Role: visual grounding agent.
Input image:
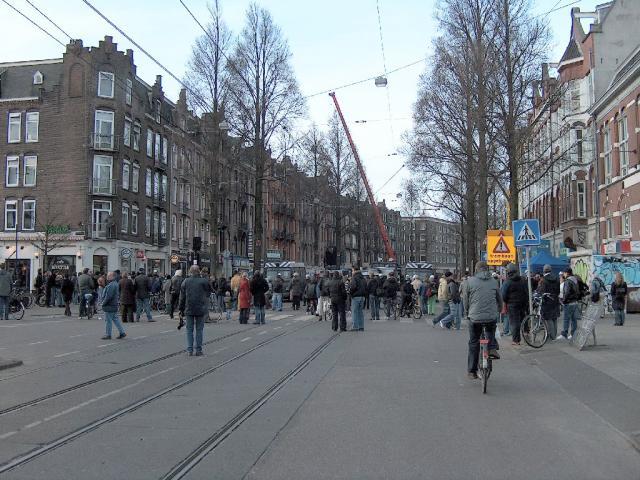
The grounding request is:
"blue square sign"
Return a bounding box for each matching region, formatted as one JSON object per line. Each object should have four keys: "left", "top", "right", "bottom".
{"left": 512, "top": 219, "right": 541, "bottom": 247}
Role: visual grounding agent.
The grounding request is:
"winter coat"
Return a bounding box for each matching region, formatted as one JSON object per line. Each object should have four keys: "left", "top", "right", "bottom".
{"left": 217, "top": 278, "right": 229, "bottom": 296}
{"left": 611, "top": 282, "right": 628, "bottom": 311}
{"left": 401, "top": 282, "right": 414, "bottom": 296}
{"left": 437, "top": 277, "right": 449, "bottom": 302}
{"left": 119, "top": 277, "right": 136, "bottom": 305}
{"left": 77, "top": 273, "right": 93, "bottom": 293}
{"left": 305, "top": 281, "right": 318, "bottom": 300}
{"left": 367, "top": 277, "right": 380, "bottom": 296}
{"left": 179, "top": 275, "right": 211, "bottom": 317}
{"left": 272, "top": 277, "right": 284, "bottom": 294}
{"left": 134, "top": 274, "right": 151, "bottom": 299}
{"left": 329, "top": 277, "right": 347, "bottom": 305}
{"left": 171, "top": 275, "right": 184, "bottom": 295}
{"left": 536, "top": 273, "right": 560, "bottom": 316}
{"left": 163, "top": 279, "right": 172, "bottom": 304}
{"left": 230, "top": 273, "right": 242, "bottom": 293}
{"left": 461, "top": 269, "right": 503, "bottom": 323}
{"left": 250, "top": 275, "right": 270, "bottom": 307}
{"left": 239, "top": 278, "right": 251, "bottom": 309}
{"left": 562, "top": 275, "right": 582, "bottom": 304}
{"left": 448, "top": 280, "right": 461, "bottom": 304}
{"left": 502, "top": 272, "right": 528, "bottom": 309}
{"left": 349, "top": 272, "right": 367, "bottom": 298}
{"left": 290, "top": 277, "right": 303, "bottom": 298}
{"left": 411, "top": 279, "right": 422, "bottom": 294}
{"left": 101, "top": 279, "right": 120, "bottom": 313}
{"left": 0, "top": 269, "right": 12, "bottom": 296}
{"left": 61, "top": 278, "right": 74, "bottom": 301}
{"left": 382, "top": 277, "right": 400, "bottom": 298}
{"left": 46, "top": 274, "right": 56, "bottom": 289}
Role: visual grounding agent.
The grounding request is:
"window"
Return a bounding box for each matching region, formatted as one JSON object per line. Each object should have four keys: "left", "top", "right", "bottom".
{"left": 195, "top": 187, "right": 200, "bottom": 211}
{"left": 185, "top": 218, "right": 190, "bottom": 240}
{"left": 145, "top": 207, "right": 151, "bottom": 236}
{"left": 121, "top": 203, "right": 129, "bottom": 233}
{"left": 97, "top": 71, "right": 114, "bottom": 98}
{"left": 162, "top": 137, "right": 168, "bottom": 164}
{"left": 131, "top": 205, "right": 138, "bottom": 235}
{"left": 146, "top": 129, "right": 153, "bottom": 157}
{"left": 604, "top": 126, "right": 612, "bottom": 184}
{"left": 8, "top": 112, "right": 21, "bottom": 143}
{"left": 153, "top": 171, "right": 160, "bottom": 199}
{"left": 160, "top": 211, "right": 167, "bottom": 238}
{"left": 125, "top": 78, "right": 132, "bottom": 105}
{"left": 25, "top": 112, "right": 39, "bottom": 142}
{"left": 131, "top": 163, "right": 140, "bottom": 193}
{"left": 618, "top": 116, "right": 629, "bottom": 176}
{"left": 606, "top": 216, "right": 613, "bottom": 239}
{"left": 33, "top": 71, "right": 43, "bottom": 85}
{"left": 122, "top": 160, "right": 130, "bottom": 190}
{"left": 92, "top": 200, "right": 112, "bottom": 238}
{"left": 171, "top": 145, "right": 178, "bottom": 169}
{"left": 623, "top": 211, "right": 631, "bottom": 236}
{"left": 153, "top": 211, "right": 159, "bottom": 240}
{"left": 92, "top": 155, "right": 113, "bottom": 194}
{"left": 161, "top": 174, "right": 167, "bottom": 202}
{"left": 171, "top": 178, "right": 177, "bottom": 204}
{"left": 5, "top": 200, "right": 17, "bottom": 230}
{"left": 24, "top": 155, "right": 37, "bottom": 186}
{"left": 6, "top": 156, "right": 19, "bottom": 187}
{"left": 23, "top": 199, "right": 35, "bottom": 230}
{"left": 123, "top": 117, "right": 131, "bottom": 147}
{"left": 133, "top": 122, "right": 141, "bottom": 151}
{"left": 155, "top": 100, "right": 161, "bottom": 124}
{"left": 154, "top": 133, "right": 160, "bottom": 161}
{"left": 575, "top": 128, "right": 583, "bottom": 164}
{"left": 171, "top": 214, "right": 177, "bottom": 240}
{"left": 94, "top": 110, "right": 114, "bottom": 149}
{"left": 185, "top": 184, "right": 191, "bottom": 208}
{"left": 577, "top": 181, "right": 586, "bottom": 218}
{"left": 145, "top": 168, "right": 152, "bottom": 197}
{"left": 179, "top": 217, "right": 184, "bottom": 241}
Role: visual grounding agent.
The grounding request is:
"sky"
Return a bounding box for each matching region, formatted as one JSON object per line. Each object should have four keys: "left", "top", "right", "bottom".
{"left": 0, "top": 0, "right": 604, "bottom": 211}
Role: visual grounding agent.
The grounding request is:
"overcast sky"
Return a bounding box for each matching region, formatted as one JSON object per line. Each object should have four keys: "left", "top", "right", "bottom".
{"left": 1, "top": 0, "right": 603, "bottom": 210}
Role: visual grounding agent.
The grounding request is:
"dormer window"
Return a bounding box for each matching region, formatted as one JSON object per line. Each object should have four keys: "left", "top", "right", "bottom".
{"left": 33, "top": 71, "right": 43, "bottom": 85}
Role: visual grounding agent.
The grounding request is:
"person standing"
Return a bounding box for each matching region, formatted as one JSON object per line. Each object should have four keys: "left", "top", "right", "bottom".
{"left": 382, "top": 272, "right": 400, "bottom": 319}
{"left": 440, "top": 275, "right": 462, "bottom": 330}
{"left": 162, "top": 274, "right": 172, "bottom": 314}
{"left": 100, "top": 271, "right": 126, "bottom": 340}
{"left": 230, "top": 270, "right": 241, "bottom": 311}
{"left": 329, "top": 271, "right": 347, "bottom": 332}
{"left": 119, "top": 272, "right": 135, "bottom": 323}
{"left": 349, "top": 266, "right": 367, "bottom": 331}
{"left": 461, "top": 261, "right": 502, "bottom": 379}
{"left": 179, "top": 265, "right": 211, "bottom": 356}
{"left": 77, "top": 268, "right": 93, "bottom": 318}
{"left": 60, "top": 273, "right": 74, "bottom": 317}
{"left": 290, "top": 273, "right": 303, "bottom": 311}
{"left": 34, "top": 268, "right": 44, "bottom": 296}
{"left": 432, "top": 272, "right": 452, "bottom": 325}
{"left": 250, "top": 271, "right": 269, "bottom": 325}
{"left": 305, "top": 275, "right": 318, "bottom": 316}
{"left": 45, "top": 271, "right": 56, "bottom": 307}
{"left": 411, "top": 275, "right": 423, "bottom": 313}
{"left": 536, "top": 264, "right": 560, "bottom": 340}
{"left": 367, "top": 272, "right": 381, "bottom": 321}
{"left": 134, "top": 268, "right": 154, "bottom": 322}
{"left": 426, "top": 275, "right": 438, "bottom": 315}
{"left": 238, "top": 272, "right": 251, "bottom": 324}
{"left": 272, "top": 273, "right": 284, "bottom": 311}
{"left": 216, "top": 276, "right": 229, "bottom": 314}
{"left": 317, "top": 271, "right": 331, "bottom": 320}
{"left": 611, "top": 272, "right": 628, "bottom": 326}
{"left": 558, "top": 267, "right": 581, "bottom": 340}
{"left": 501, "top": 263, "right": 529, "bottom": 346}
{"left": 169, "top": 270, "right": 183, "bottom": 319}
{"left": 0, "top": 264, "right": 11, "bottom": 320}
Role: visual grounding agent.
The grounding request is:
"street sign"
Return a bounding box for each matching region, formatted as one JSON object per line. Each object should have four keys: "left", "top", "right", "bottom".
{"left": 513, "top": 219, "right": 541, "bottom": 247}
{"left": 486, "top": 230, "right": 516, "bottom": 266}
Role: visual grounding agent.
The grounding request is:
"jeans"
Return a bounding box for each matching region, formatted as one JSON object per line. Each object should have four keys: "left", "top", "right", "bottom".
{"left": 239, "top": 308, "right": 250, "bottom": 324}
{"left": 79, "top": 290, "right": 90, "bottom": 317}
{"left": 136, "top": 297, "right": 152, "bottom": 321}
{"left": 121, "top": 303, "right": 135, "bottom": 323}
{"left": 104, "top": 311, "right": 125, "bottom": 338}
{"left": 427, "top": 296, "right": 437, "bottom": 315}
{"left": 0, "top": 296, "right": 8, "bottom": 320}
{"left": 541, "top": 307, "right": 558, "bottom": 339}
{"left": 186, "top": 314, "right": 205, "bottom": 353}
{"left": 331, "top": 302, "right": 346, "bottom": 331}
{"left": 255, "top": 305, "right": 266, "bottom": 324}
{"left": 369, "top": 295, "right": 380, "bottom": 320}
{"left": 421, "top": 297, "right": 429, "bottom": 314}
{"left": 468, "top": 321, "right": 497, "bottom": 373}
{"left": 441, "top": 301, "right": 461, "bottom": 328}
{"left": 272, "top": 293, "right": 283, "bottom": 311}
{"left": 384, "top": 297, "right": 396, "bottom": 318}
{"left": 561, "top": 302, "right": 580, "bottom": 337}
{"left": 351, "top": 296, "right": 365, "bottom": 329}
{"left": 218, "top": 294, "right": 226, "bottom": 312}
{"left": 508, "top": 304, "right": 526, "bottom": 343}
{"left": 614, "top": 308, "right": 625, "bottom": 326}
{"left": 433, "top": 301, "right": 450, "bottom": 325}
{"left": 501, "top": 312, "right": 510, "bottom": 334}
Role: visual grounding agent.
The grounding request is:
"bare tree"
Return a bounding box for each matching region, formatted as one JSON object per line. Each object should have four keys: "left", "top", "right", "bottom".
{"left": 30, "top": 196, "right": 73, "bottom": 274}
{"left": 225, "top": 3, "right": 306, "bottom": 268}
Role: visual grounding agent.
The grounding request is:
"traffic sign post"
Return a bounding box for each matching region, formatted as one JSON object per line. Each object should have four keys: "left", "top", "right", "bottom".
{"left": 513, "top": 219, "right": 541, "bottom": 318}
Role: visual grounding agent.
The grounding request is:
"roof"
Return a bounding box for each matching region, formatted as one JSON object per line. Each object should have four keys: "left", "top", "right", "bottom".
{"left": 559, "top": 39, "right": 582, "bottom": 64}
{"left": 0, "top": 61, "right": 63, "bottom": 99}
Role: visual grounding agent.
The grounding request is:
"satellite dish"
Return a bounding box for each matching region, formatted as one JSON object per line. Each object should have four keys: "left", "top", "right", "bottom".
{"left": 375, "top": 76, "right": 388, "bottom": 87}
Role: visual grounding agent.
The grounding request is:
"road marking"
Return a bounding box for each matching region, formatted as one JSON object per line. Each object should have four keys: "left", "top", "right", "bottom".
{"left": 24, "top": 420, "right": 42, "bottom": 429}
{"left": 133, "top": 335, "right": 148, "bottom": 340}
{"left": 399, "top": 319, "right": 413, "bottom": 323}
{"left": 285, "top": 322, "right": 291, "bottom": 326}
{"left": 240, "top": 337, "right": 251, "bottom": 343}
{"left": 212, "top": 346, "right": 228, "bottom": 354}
{"left": 69, "top": 334, "right": 88, "bottom": 338}
{"left": 54, "top": 351, "right": 81, "bottom": 358}
{"left": 0, "top": 319, "right": 72, "bottom": 328}
{"left": 0, "top": 431, "right": 17, "bottom": 440}
{"left": 27, "top": 341, "right": 49, "bottom": 346}
{"left": 273, "top": 326, "right": 282, "bottom": 330}
{"left": 160, "top": 330, "right": 173, "bottom": 334}
{"left": 97, "top": 343, "right": 115, "bottom": 348}
{"left": 258, "top": 330, "right": 267, "bottom": 335}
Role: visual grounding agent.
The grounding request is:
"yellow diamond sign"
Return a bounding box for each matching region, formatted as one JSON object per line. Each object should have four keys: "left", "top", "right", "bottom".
{"left": 487, "top": 230, "right": 516, "bottom": 266}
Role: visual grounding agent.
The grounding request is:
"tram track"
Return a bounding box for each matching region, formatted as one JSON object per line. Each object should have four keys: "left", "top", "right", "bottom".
{"left": 0, "top": 321, "right": 317, "bottom": 475}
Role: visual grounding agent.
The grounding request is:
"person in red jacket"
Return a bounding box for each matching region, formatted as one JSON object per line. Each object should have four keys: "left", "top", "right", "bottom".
{"left": 238, "top": 273, "right": 251, "bottom": 324}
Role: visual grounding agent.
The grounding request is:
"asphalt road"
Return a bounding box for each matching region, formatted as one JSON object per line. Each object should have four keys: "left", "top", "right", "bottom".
{"left": 1, "top": 307, "right": 639, "bottom": 479}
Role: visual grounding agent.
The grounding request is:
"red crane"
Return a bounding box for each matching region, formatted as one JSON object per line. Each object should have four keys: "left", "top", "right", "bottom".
{"left": 329, "top": 91, "right": 396, "bottom": 262}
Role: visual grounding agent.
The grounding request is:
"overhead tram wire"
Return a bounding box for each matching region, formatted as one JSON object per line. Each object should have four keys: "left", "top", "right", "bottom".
{"left": 0, "top": 0, "right": 66, "bottom": 45}
{"left": 375, "top": 0, "right": 395, "bottom": 146}
{"left": 24, "top": 0, "right": 72, "bottom": 40}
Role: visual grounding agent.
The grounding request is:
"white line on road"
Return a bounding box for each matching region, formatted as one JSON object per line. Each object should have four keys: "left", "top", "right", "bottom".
{"left": 160, "top": 330, "right": 173, "bottom": 334}
{"left": 273, "top": 326, "right": 282, "bottom": 330}
{"left": 54, "top": 351, "right": 81, "bottom": 358}
{"left": 212, "top": 346, "right": 228, "bottom": 354}
{"left": 240, "top": 337, "right": 251, "bottom": 343}
{"left": 69, "top": 334, "right": 88, "bottom": 338}
{"left": 0, "top": 319, "right": 72, "bottom": 328}
{"left": 133, "top": 335, "right": 148, "bottom": 340}
{"left": 285, "top": 322, "right": 291, "bottom": 326}
{"left": 0, "top": 431, "right": 17, "bottom": 440}
{"left": 96, "top": 343, "right": 115, "bottom": 348}
{"left": 27, "top": 341, "right": 49, "bottom": 346}
{"left": 24, "top": 420, "right": 42, "bottom": 429}
{"left": 258, "top": 330, "right": 267, "bottom": 335}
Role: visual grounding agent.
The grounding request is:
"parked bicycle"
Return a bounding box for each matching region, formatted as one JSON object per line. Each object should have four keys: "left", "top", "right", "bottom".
{"left": 208, "top": 293, "right": 224, "bottom": 322}
{"left": 84, "top": 293, "right": 96, "bottom": 319}
{"left": 149, "top": 292, "right": 165, "bottom": 312}
{"left": 8, "top": 291, "right": 25, "bottom": 320}
{"left": 521, "top": 293, "right": 552, "bottom": 348}
{"left": 320, "top": 296, "right": 333, "bottom": 323}
{"left": 479, "top": 324, "right": 493, "bottom": 394}
{"left": 11, "top": 284, "right": 34, "bottom": 309}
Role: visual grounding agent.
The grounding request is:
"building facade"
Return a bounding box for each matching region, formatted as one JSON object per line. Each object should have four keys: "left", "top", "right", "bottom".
{"left": 399, "top": 216, "right": 459, "bottom": 274}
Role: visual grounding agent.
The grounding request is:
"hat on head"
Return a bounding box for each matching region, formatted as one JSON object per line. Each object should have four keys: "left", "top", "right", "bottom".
{"left": 543, "top": 264, "right": 552, "bottom": 273}
{"left": 474, "top": 261, "right": 488, "bottom": 272}
{"left": 445, "top": 271, "right": 453, "bottom": 278}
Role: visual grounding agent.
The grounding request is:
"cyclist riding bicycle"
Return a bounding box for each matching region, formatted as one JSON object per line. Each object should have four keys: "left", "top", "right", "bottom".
{"left": 399, "top": 277, "right": 415, "bottom": 317}
{"left": 461, "top": 261, "right": 502, "bottom": 380}
{"left": 382, "top": 272, "right": 400, "bottom": 319}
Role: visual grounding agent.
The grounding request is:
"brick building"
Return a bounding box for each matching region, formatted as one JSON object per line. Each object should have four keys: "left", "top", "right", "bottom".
{"left": 399, "top": 216, "right": 459, "bottom": 274}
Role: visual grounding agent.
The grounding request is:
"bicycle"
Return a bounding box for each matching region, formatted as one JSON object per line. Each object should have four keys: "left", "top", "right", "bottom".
{"left": 320, "top": 297, "right": 333, "bottom": 323}
{"left": 149, "top": 293, "right": 165, "bottom": 312}
{"left": 11, "top": 286, "right": 34, "bottom": 309}
{"left": 521, "top": 293, "right": 551, "bottom": 348}
{"left": 410, "top": 294, "right": 422, "bottom": 319}
{"left": 384, "top": 297, "right": 397, "bottom": 320}
{"left": 84, "top": 293, "right": 96, "bottom": 319}
{"left": 208, "top": 293, "right": 224, "bottom": 323}
{"left": 7, "top": 293, "right": 25, "bottom": 320}
{"left": 478, "top": 324, "right": 493, "bottom": 394}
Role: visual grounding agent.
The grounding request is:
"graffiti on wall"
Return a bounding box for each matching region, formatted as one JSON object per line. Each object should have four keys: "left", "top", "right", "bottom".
{"left": 572, "top": 257, "right": 591, "bottom": 284}
{"left": 592, "top": 255, "right": 640, "bottom": 288}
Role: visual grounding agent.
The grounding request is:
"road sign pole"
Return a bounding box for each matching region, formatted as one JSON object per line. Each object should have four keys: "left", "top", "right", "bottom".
{"left": 525, "top": 246, "right": 533, "bottom": 315}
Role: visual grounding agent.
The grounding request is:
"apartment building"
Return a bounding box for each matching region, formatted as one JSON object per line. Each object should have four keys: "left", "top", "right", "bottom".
{"left": 399, "top": 216, "right": 459, "bottom": 274}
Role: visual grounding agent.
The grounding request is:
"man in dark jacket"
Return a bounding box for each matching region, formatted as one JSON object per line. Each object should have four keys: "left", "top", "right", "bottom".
{"left": 317, "top": 272, "right": 332, "bottom": 320}
{"left": 329, "top": 272, "right": 347, "bottom": 332}
{"left": 179, "top": 265, "right": 211, "bottom": 356}
{"left": 0, "top": 264, "right": 11, "bottom": 320}
{"left": 169, "top": 269, "right": 184, "bottom": 319}
{"left": 382, "top": 272, "right": 400, "bottom": 319}
{"left": 250, "top": 271, "right": 270, "bottom": 324}
{"left": 271, "top": 274, "right": 284, "bottom": 311}
{"left": 134, "top": 268, "right": 154, "bottom": 322}
{"left": 119, "top": 272, "right": 136, "bottom": 323}
{"left": 305, "top": 276, "right": 318, "bottom": 315}
{"left": 45, "top": 271, "right": 56, "bottom": 307}
{"left": 217, "top": 276, "right": 229, "bottom": 313}
{"left": 367, "top": 272, "right": 381, "bottom": 320}
{"left": 290, "top": 273, "right": 303, "bottom": 310}
{"left": 349, "top": 267, "right": 367, "bottom": 331}
{"left": 400, "top": 277, "right": 415, "bottom": 317}
{"left": 101, "top": 271, "right": 126, "bottom": 340}
{"left": 60, "top": 274, "right": 75, "bottom": 317}
{"left": 536, "top": 264, "right": 560, "bottom": 340}
{"left": 501, "top": 263, "right": 529, "bottom": 345}
{"left": 77, "top": 268, "right": 94, "bottom": 318}
{"left": 559, "top": 267, "right": 582, "bottom": 340}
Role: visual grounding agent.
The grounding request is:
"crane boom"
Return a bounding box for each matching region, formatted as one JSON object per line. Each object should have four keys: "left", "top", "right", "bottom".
{"left": 329, "top": 92, "right": 396, "bottom": 261}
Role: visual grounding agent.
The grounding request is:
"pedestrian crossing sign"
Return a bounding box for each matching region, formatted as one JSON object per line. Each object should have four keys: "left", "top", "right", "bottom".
{"left": 486, "top": 230, "right": 516, "bottom": 265}
{"left": 512, "top": 219, "right": 541, "bottom": 247}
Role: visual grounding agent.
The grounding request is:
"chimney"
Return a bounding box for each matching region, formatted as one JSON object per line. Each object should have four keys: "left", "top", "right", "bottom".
{"left": 155, "top": 75, "right": 162, "bottom": 87}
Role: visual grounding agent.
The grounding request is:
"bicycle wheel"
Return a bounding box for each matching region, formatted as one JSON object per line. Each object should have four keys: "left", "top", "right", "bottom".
{"left": 480, "top": 368, "right": 488, "bottom": 394}
{"left": 521, "top": 314, "right": 547, "bottom": 348}
{"left": 37, "top": 294, "right": 47, "bottom": 307}
{"left": 412, "top": 304, "right": 422, "bottom": 319}
{"left": 20, "top": 294, "right": 33, "bottom": 308}
{"left": 9, "top": 300, "right": 24, "bottom": 320}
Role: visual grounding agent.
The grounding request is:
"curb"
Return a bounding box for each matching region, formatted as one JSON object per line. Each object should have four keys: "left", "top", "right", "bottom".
{"left": 0, "top": 358, "right": 23, "bottom": 371}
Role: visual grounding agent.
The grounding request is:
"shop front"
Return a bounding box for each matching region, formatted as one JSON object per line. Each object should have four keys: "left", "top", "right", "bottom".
{"left": 47, "top": 255, "right": 76, "bottom": 276}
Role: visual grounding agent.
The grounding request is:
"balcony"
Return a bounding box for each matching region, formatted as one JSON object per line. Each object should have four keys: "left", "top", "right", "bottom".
{"left": 89, "top": 133, "right": 121, "bottom": 152}
{"left": 90, "top": 178, "right": 116, "bottom": 196}
{"left": 154, "top": 157, "right": 168, "bottom": 171}
{"left": 179, "top": 202, "right": 190, "bottom": 214}
{"left": 90, "top": 222, "right": 116, "bottom": 240}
